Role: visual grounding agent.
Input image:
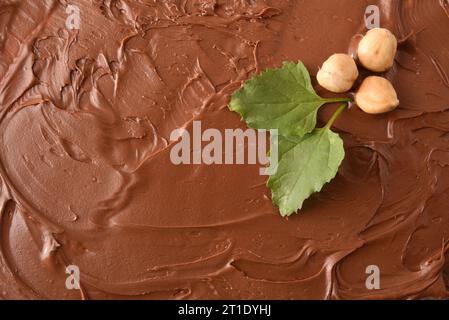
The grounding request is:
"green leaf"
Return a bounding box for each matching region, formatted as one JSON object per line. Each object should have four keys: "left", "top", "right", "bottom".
{"left": 267, "top": 128, "right": 345, "bottom": 216}
{"left": 229, "top": 61, "right": 346, "bottom": 137}
{"left": 228, "top": 61, "right": 350, "bottom": 216}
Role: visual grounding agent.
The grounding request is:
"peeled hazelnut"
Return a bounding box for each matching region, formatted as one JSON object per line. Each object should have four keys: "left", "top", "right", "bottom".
{"left": 317, "top": 53, "right": 359, "bottom": 93}
{"left": 358, "top": 28, "right": 397, "bottom": 72}
{"left": 355, "top": 76, "right": 399, "bottom": 114}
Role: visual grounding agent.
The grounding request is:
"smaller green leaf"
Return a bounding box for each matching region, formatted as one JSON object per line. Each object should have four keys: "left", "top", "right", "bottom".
{"left": 229, "top": 61, "right": 332, "bottom": 137}
{"left": 268, "top": 128, "right": 345, "bottom": 216}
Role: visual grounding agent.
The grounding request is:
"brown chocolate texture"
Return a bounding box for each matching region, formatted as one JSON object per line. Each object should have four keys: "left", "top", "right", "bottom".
{"left": 0, "top": 0, "right": 449, "bottom": 299}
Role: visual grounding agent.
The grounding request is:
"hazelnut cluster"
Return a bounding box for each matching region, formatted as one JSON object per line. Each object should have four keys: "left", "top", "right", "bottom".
{"left": 317, "top": 28, "right": 399, "bottom": 114}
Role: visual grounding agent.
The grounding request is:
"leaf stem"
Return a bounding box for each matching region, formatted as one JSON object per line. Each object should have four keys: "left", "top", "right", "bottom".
{"left": 323, "top": 97, "right": 352, "bottom": 104}
{"left": 324, "top": 103, "right": 347, "bottom": 130}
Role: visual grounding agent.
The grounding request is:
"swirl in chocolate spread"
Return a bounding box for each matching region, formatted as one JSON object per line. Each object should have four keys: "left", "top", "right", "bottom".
{"left": 0, "top": 0, "right": 449, "bottom": 299}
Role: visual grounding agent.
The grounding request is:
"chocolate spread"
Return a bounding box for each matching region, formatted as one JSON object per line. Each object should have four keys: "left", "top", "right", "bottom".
{"left": 0, "top": 0, "right": 449, "bottom": 299}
